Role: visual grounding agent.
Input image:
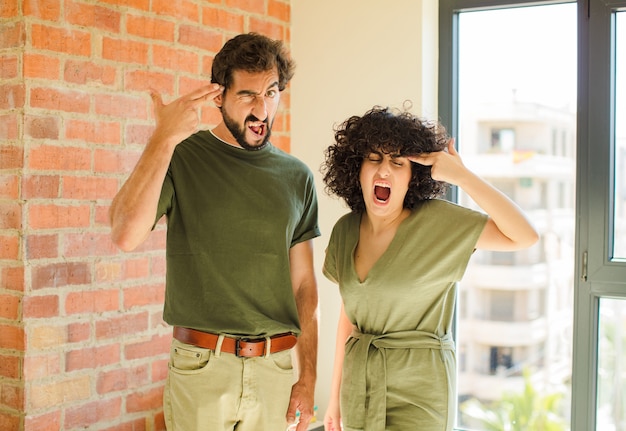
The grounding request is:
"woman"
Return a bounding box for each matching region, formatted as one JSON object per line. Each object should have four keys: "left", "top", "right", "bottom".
{"left": 321, "top": 106, "right": 538, "bottom": 431}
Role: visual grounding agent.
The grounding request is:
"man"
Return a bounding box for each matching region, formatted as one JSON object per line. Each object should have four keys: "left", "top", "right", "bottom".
{"left": 109, "top": 33, "right": 320, "bottom": 431}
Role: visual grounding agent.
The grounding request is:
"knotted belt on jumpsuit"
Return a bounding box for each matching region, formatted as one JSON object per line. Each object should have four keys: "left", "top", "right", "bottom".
{"left": 342, "top": 328, "right": 455, "bottom": 431}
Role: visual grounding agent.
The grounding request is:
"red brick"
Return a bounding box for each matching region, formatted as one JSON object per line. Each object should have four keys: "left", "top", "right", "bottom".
{"left": 202, "top": 7, "right": 244, "bottom": 33}
{"left": 29, "top": 375, "right": 90, "bottom": 409}
{"left": 64, "top": 60, "right": 117, "bottom": 86}
{"left": 0, "top": 174, "right": 18, "bottom": 199}
{"left": 94, "top": 148, "right": 141, "bottom": 174}
{"left": 25, "top": 115, "right": 60, "bottom": 140}
{"left": 28, "top": 145, "right": 91, "bottom": 171}
{"left": 23, "top": 294, "right": 59, "bottom": 318}
{"left": 24, "top": 410, "right": 61, "bottom": 431}
{"left": 151, "top": 358, "right": 169, "bottom": 382}
{"left": 249, "top": 18, "right": 285, "bottom": 41}
{"left": 0, "top": 412, "right": 21, "bottom": 431}
{"left": 122, "top": 257, "right": 150, "bottom": 279}
{"left": 24, "top": 0, "right": 61, "bottom": 20}
{"left": 63, "top": 176, "right": 119, "bottom": 200}
{"left": 125, "top": 123, "right": 155, "bottom": 146}
{"left": 94, "top": 93, "right": 148, "bottom": 120}
{"left": 31, "top": 262, "right": 91, "bottom": 290}
{"left": 126, "top": 386, "right": 163, "bottom": 412}
{"left": 102, "top": 417, "right": 147, "bottom": 431}
{"left": 30, "top": 87, "right": 90, "bottom": 113}
{"left": 96, "top": 0, "right": 149, "bottom": 11}
{"left": 268, "top": 0, "right": 290, "bottom": 22}
{"left": 26, "top": 233, "right": 59, "bottom": 259}
{"left": 23, "top": 353, "right": 61, "bottom": 381}
{"left": 65, "top": 0, "right": 121, "bottom": 33}
{"left": 0, "top": 293, "right": 20, "bottom": 320}
{"left": 0, "top": 144, "right": 23, "bottom": 169}
{"left": 178, "top": 25, "right": 223, "bottom": 52}
{"left": 152, "top": 0, "right": 199, "bottom": 22}
{"left": 1, "top": 265, "right": 24, "bottom": 292}
{"left": 0, "top": 354, "right": 20, "bottom": 379}
{"left": 95, "top": 261, "right": 122, "bottom": 283}
{"left": 65, "top": 119, "right": 121, "bottom": 145}
{"left": 31, "top": 24, "right": 91, "bottom": 56}
{"left": 96, "top": 312, "right": 149, "bottom": 340}
{"left": 97, "top": 364, "right": 149, "bottom": 394}
{"left": 0, "top": 324, "right": 24, "bottom": 350}
{"left": 201, "top": 54, "right": 214, "bottom": 76}
{"left": 124, "top": 333, "right": 170, "bottom": 360}
{"left": 66, "top": 289, "right": 118, "bottom": 315}
{"left": 0, "top": 0, "right": 19, "bottom": 18}
{"left": 0, "top": 21, "right": 24, "bottom": 49}
{"left": 0, "top": 114, "right": 19, "bottom": 140}
{"left": 0, "top": 381, "right": 24, "bottom": 411}
{"left": 225, "top": 0, "right": 265, "bottom": 14}
{"left": 0, "top": 201, "right": 20, "bottom": 229}
{"left": 64, "top": 397, "right": 122, "bottom": 429}
{"left": 0, "top": 54, "right": 18, "bottom": 79}
{"left": 0, "top": 83, "right": 25, "bottom": 109}
{"left": 22, "top": 175, "right": 61, "bottom": 199}
{"left": 63, "top": 231, "right": 118, "bottom": 258}
{"left": 124, "top": 69, "right": 176, "bottom": 93}
{"left": 95, "top": 204, "right": 111, "bottom": 227}
{"left": 66, "top": 343, "right": 120, "bottom": 371}
{"left": 0, "top": 234, "right": 19, "bottom": 260}
{"left": 123, "top": 283, "right": 164, "bottom": 309}
{"left": 151, "top": 255, "right": 166, "bottom": 278}
{"left": 23, "top": 53, "right": 61, "bottom": 80}
{"left": 28, "top": 204, "right": 90, "bottom": 229}
{"left": 102, "top": 37, "right": 149, "bottom": 64}
{"left": 126, "top": 14, "right": 175, "bottom": 42}
{"left": 68, "top": 321, "right": 91, "bottom": 343}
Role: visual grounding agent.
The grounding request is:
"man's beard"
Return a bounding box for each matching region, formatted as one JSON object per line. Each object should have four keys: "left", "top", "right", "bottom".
{"left": 222, "top": 109, "right": 272, "bottom": 151}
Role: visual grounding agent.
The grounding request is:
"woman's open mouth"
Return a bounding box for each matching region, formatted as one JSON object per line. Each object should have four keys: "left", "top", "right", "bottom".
{"left": 374, "top": 182, "right": 391, "bottom": 203}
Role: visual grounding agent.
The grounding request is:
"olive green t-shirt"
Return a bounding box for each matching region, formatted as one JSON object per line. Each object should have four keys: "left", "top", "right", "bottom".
{"left": 156, "top": 130, "right": 320, "bottom": 337}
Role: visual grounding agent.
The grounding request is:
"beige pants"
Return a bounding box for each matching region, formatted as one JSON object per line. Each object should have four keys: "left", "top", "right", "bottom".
{"left": 164, "top": 338, "right": 295, "bottom": 431}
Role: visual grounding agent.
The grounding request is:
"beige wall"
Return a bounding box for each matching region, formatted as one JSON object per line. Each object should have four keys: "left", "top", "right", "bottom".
{"left": 291, "top": 0, "right": 440, "bottom": 416}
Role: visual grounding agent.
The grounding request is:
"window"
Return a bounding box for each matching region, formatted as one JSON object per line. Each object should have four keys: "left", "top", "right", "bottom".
{"left": 440, "top": 1, "right": 626, "bottom": 430}
{"left": 440, "top": 1, "right": 576, "bottom": 429}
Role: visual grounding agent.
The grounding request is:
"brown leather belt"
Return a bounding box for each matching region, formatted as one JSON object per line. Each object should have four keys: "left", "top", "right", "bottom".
{"left": 173, "top": 326, "right": 297, "bottom": 358}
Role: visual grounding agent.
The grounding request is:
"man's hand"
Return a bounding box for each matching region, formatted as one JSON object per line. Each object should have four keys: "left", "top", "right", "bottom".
{"left": 287, "top": 379, "right": 315, "bottom": 431}
{"left": 150, "top": 84, "right": 223, "bottom": 146}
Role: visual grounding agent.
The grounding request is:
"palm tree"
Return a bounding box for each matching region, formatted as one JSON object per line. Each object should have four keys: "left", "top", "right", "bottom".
{"left": 460, "top": 368, "right": 568, "bottom": 431}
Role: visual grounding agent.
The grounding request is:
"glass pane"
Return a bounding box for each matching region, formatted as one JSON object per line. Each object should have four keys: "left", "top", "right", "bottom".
{"left": 614, "top": 11, "right": 626, "bottom": 260}
{"left": 456, "top": 4, "right": 576, "bottom": 430}
{"left": 597, "top": 298, "right": 626, "bottom": 430}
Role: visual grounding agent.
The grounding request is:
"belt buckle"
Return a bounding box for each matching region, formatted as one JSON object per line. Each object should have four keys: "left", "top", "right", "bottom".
{"left": 235, "top": 338, "right": 250, "bottom": 357}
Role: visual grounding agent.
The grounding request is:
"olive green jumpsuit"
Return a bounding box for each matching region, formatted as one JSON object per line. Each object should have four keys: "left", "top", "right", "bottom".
{"left": 323, "top": 199, "right": 487, "bottom": 431}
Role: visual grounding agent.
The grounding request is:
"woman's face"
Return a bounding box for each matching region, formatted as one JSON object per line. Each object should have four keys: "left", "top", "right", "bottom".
{"left": 359, "top": 150, "right": 412, "bottom": 217}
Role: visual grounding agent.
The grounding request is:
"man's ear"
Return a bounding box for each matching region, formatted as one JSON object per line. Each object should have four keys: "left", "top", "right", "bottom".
{"left": 214, "top": 92, "right": 223, "bottom": 108}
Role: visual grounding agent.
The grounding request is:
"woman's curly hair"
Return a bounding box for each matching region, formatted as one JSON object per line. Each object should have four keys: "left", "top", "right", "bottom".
{"left": 322, "top": 106, "right": 449, "bottom": 212}
{"left": 211, "top": 33, "right": 295, "bottom": 92}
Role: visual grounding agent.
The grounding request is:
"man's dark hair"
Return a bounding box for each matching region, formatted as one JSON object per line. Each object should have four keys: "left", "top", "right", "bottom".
{"left": 211, "top": 33, "right": 295, "bottom": 91}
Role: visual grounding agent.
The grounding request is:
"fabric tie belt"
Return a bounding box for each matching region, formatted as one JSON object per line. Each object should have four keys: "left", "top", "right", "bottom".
{"left": 344, "top": 329, "right": 455, "bottom": 431}
{"left": 173, "top": 326, "right": 297, "bottom": 358}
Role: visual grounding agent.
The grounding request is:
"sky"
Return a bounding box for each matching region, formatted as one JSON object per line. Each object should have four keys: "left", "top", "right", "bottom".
{"left": 458, "top": 3, "right": 578, "bottom": 111}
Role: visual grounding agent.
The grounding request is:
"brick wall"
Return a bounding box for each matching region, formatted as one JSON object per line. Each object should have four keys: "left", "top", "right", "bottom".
{"left": 0, "top": 1, "right": 292, "bottom": 430}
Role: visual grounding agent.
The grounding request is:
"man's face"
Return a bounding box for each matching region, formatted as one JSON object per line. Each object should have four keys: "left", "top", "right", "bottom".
{"left": 218, "top": 68, "right": 281, "bottom": 151}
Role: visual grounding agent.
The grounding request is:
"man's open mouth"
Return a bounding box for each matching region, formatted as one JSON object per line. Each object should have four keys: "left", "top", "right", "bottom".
{"left": 249, "top": 123, "right": 266, "bottom": 137}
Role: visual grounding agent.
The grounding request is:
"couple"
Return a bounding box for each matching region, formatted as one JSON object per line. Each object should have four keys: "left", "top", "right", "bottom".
{"left": 109, "top": 33, "right": 538, "bottom": 431}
